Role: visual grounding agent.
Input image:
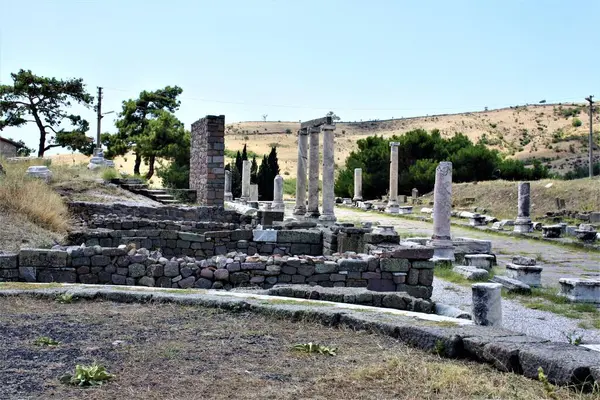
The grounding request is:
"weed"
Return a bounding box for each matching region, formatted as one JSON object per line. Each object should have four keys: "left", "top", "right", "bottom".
{"left": 564, "top": 331, "right": 583, "bottom": 345}
{"left": 433, "top": 340, "right": 445, "bottom": 355}
{"left": 101, "top": 168, "right": 119, "bottom": 181}
{"left": 34, "top": 336, "right": 60, "bottom": 346}
{"left": 537, "top": 367, "right": 559, "bottom": 400}
{"left": 56, "top": 293, "right": 75, "bottom": 304}
{"left": 293, "top": 342, "right": 337, "bottom": 356}
{"left": 60, "top": 363, "right": 113, "bottom": 387}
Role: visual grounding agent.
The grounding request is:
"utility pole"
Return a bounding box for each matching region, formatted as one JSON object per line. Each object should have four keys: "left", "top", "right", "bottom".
{"left": 585, "top": 95, "right": 594, "bottom": 178}
{"left": 96, "top": 87, "right": 103, "bottom": 155}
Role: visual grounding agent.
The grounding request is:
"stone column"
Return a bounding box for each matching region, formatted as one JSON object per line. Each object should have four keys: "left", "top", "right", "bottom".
{"left": 190, "top": 115, "right": 225, "bottom": 206}
{"left": 224, "top": 170, "right": 233, "bottom": 201}
{"left": 430, "top": 161, "right": 454, "bottom": 259}
{"left": 293, "top": 128, "right": 309, "bottom": 215}
{"left": 241, "top": 160, "right": 251, "bottom": 201}
{"left": 305, "top": 127, "right": 320, "bottom": 218}
{"left": 472, "top": 283, "right": 502, "bottom": 327}
{"left": 353, "top": 168, "right": 363, "bottom": 202}
{"left": 385, "top": 142, "right": 400, "bottom": 213}
{"left": 411, "top": 188, "right": 419, "bottom": 204}
{"left": 514, "top": 182, "right": 533, "bottom": 233}
{"left": 272, "top": 175, "right": 285, "bottom": 210}
{"left": 319, "top": 124, "right": 336, "bottom": 222}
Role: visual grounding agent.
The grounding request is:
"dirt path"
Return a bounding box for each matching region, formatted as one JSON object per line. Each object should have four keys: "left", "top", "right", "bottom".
{"left": 334, "top": 206, "right": 600, "bottom": 287}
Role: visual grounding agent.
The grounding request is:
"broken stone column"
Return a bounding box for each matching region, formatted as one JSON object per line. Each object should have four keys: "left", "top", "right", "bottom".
{"left": 514, "top": 182, "right": 533, "bottom": 233}
{"left": 319, "top": 124, "right": 336, "bottom": 222}
{"left": 306, "top": 127, "right": 320, "bottom": 218}
{"left": 472, "top": 283, "right": 502, "bottom": 327}
{"left": 353, "top": 168, "right": 363, "bottom": 202}
{"left": 385, "top": 142, "right": 400, "bottom": 213}
{"left": 249, "top": 184, "right": 259, "bottom": 202}
{"left": 272, "top": 175, "right": 285, "bottom": 210}
{"left": 224, "top": 170, "right": 233, "bottom": 201}
{"left": 293, "top": 128, "right": 309, "bottom": 216}
{"left": 190, "top": 115, "right": 225, "bottom": 206}
{"left": 412, "top": 188, "right": 419, "bottom": 204}
{"left": 241, "top": 160, "right": 251, "bottom": 201}
{"left": 430, "top": 162, "right": 454, "bottom": 260}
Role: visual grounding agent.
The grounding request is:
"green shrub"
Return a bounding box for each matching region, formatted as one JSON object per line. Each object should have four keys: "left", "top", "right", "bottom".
{"left": 101, "top": 168, "right": 119, "bottom": 181}
{"left": 34, "top": 336, "right": 60, "bottom": 346}
{"left": 293, "top": 343, "right": 337, "bottom": 356}
{"left": 572, "top": 118, "right": 582, "bottom": 127}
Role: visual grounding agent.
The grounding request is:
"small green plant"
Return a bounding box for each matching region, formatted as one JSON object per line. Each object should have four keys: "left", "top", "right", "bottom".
{"left": 34, "top": 336, "right": 60, "bottom": 346}
{"left": 101, "top": 168, "right": 119, "bottom": 181}
{"left": 293, "top": 343, "right": 337, "bottom": 356}
{"left": 433, "top": 340, "right": 445, "bottom": 356}
{"left": 60, "top": 363, "right": 113, "bottom": 387}
{"left": 572, "top": 118, "right": 582, "bottom": 127}
{"left": 565, "top": 331, "right": 583, "bottom": 346}
{"left": 537, "top": 367, "right": 559, "bottom": 400}
{"left": 56, "top": 293, "right": 74, "bottom": 304}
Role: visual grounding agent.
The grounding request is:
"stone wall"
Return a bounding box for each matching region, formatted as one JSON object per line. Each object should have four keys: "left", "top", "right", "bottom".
{"left": 190, "top": 115, "right": 225, "bottom": 207}
{"left": 68, "top": 202, "right": 239, "bottom": 224}
{"left": 66, "top": 229, "right": 324, "bottom": 258}
{"left": 0, "top": 138, "right": 17, "bottom": 158}
{"left": 84, "top": 216, "right": 238, "bottom": 232}
{"left": 0, "top": 243, "right": 435, "bottom": 299}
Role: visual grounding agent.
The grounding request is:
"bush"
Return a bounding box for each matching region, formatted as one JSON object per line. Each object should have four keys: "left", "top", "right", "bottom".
{"left": 101, "top": 168, "right": 119, "bottom": 181}
{"left": 572, "top": 118, "right": 582, "bottom": 127}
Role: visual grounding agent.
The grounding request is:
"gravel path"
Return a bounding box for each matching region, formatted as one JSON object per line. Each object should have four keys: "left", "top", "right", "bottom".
{"left": 433, "top": 279, "right": 600, "bottom": 344}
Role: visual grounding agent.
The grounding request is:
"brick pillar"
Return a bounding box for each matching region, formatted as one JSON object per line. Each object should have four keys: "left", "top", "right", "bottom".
{"left": 190, "top": 115, "right": 225, "bottom": 207}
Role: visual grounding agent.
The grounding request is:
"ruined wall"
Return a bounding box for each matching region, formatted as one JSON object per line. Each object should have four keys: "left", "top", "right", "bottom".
{"left": 0, "top": 243, "right": 435, "bottom": 299}
{"left": 190, "top": 115, "right": 225, "bottom": 207}
{"left": 0, "top": 139, "right": 17, "bottom": 158}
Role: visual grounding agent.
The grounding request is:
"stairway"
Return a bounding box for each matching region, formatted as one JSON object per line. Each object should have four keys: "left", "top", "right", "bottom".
{"left": 113, "top": 178, "right": 179, "bottom": 205}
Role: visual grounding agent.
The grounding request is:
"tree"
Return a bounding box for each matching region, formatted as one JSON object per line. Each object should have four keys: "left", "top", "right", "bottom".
{"left": 267, "top": 146, "right": 280, "bottom": 176}
{"left": 7, "top": 138, "right": 33, "bottom": 157}
{"left": 156, "top": 129, "right": 190, "bottom": 189}
{"left": 108, "top": 86, "right": 182, "bottom": 175}
{"left": 262, "top": 114, "right": 268, "bottom": 122}
{"left": 0, "top": 69, "right": 95, "bottom": 157}
{"left": 326, "top": 111, "right": 341, "bottom": 121}
{"left": 138, "top": 110, "right": 185, "bottom": 179}
{"left": 241, "top": 143, "right": 248, "bottom": 161}
{"left": 257, "top": 155, "right": 272, "bottom": 200}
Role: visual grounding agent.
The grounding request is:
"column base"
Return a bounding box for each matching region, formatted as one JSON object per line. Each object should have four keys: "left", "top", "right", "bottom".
{"left": 428, "top": 238, "right": 455, "bottom": 261}
{"left": 352, "top": 196, "right": 363, "bottom": 202}
{"left": 305, "top": 210, "right": 321, "bottom": 219}
{"left": 385, "top": 202, "right": 399, "bottom": 214}
{"left": 293, "top": 206, "right": 307, "bottom": 216}
{"left": 513, "top": 218, "right": 533, "bottom": 233}
{"left": 318, "top": 213, "right": 337, "bottom": 223}
{"left": 272, "top": 201, "right": 285, "bottom": 211}
{"left": 224, "top": 193, "right": 233, "bottom": 202}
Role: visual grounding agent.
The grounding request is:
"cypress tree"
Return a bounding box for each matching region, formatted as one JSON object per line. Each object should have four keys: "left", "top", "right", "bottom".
{"left": 250, "top": 155, "right": 258, "bottom": 184}
{"left": 235, "top": 150, "right": 243, "bottom": 175}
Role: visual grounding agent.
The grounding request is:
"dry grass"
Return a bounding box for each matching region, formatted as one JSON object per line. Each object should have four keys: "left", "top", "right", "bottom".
{"left": 0, "top": 157, "right": 70, "bottom": 232}
{"left": 0, "top": 296, "right": 597, "bottom": 400}
{"left": 224, "top": 104, "right": 599, "bottom": 176}
{"left": 422, "top": 178, "right": 600, "bottom": 219}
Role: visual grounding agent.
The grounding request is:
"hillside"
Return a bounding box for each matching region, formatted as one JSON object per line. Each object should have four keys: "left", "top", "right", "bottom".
{"left": 224, "top": 103, "right": 600, "bottom": 176}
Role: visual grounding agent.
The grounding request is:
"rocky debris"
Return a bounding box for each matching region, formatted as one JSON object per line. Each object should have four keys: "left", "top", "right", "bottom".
{"left": 490, "top": 275, "right": 532, "bottom": 294}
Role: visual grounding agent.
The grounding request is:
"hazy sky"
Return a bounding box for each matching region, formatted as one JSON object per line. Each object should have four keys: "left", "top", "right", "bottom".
{"left": 1, "top": 0, "right": 599, "bottom": 153}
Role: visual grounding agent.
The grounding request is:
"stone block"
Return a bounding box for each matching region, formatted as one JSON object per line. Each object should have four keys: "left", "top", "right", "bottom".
{"left": 464, "top": 254, "right": 494, "bottom": 271}
{"left": 418, "top": 269, "right": 434, "bottom": 286}
{"left": 214, "top": 269, "right": 229, "bottom": 281}
{"left": 91, "top": 255, "right": 111, "bottom": 267}
{"left": 292, "top": 275, "right": 306, "bottom": 283}
{"left": 79, "top": 273, "right": 98, "bottom": 284}
{"left": 253, "top": 230, "right": 278, "bottom": 242}
{"left": 111, "top": 274, "right": 127, "bottom": 285}
{"left": 178, "top": 276, "right": 196, "bottom": 289}
{"left": 392, "top": 272, "right": 406, "bottom": 284}
{"left": 290, "top": 243, "right": 312, "bottom": 255}
{"left": 241, "top": 262, "right": 265, "bottom": 270}
{"left": 453, "top": 265, "right": 489, "bottom": 280}
{"left": 490, "top": 275, "right": 531, "bottom": 294}
{"left": 19, "top": 266, "right": 36, "bottom": 282}
{"left": 277, "top": 230, "right": 321, "bottom": 244}
{"left": 559, "top": 278, "right": 600, "bottom": 303}
{"left": 407, "top": 269, "right": 419, "bottom": 285}
{"left": 506, "top": 263, "right": 542, "bottom": 287}
{"left": 38, "top": 269, "right": 76, "bottom": 283}
{"left": 230, "top": 272, "right": 250, "bottom": 284}
{"left": 380, "top": 258, "right": 410, "bottom": 272}
{"left": 367, "top": 279, "right": 395, "bottom": 292}
{"left": 138, "top": 276, "right": 155, "bottom": 287}
{"left": 128, "top": 263, "right": 146, "bottom": 278}
{"left": 315, "top": 261, "right": 337, "bottom": 274}
{"left": 164, "top": 261, "right": 180, "bottom": 277}
{"left": 512, "top": 256, "right": 536, "bottom": 266}
{"left": 337, "top": 258, "right": 368, "bottom": 272}
{"left": 391, "top": 244, "right": 434, "bottom": 260}
{"left": 0, "top": 254, "right": 18, "bottom": 269}
{"left": 410, "top": 260, "right": 434, "bottom": 269}
{"left": 297, "top": 265, "right": 316, "bottom": 276}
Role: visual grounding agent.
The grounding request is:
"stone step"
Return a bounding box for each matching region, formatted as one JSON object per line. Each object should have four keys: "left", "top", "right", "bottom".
{"left": 490, "top": 275, "right": 531, "bottom": 294}
{"left": 145, "top": 189, "right": 168, "bottom": 195}
{"left": 452, "top": 265, "right": 489, "bottom": 281}
{"left": 159, "top": 199, "right": 179, "bottom": 205}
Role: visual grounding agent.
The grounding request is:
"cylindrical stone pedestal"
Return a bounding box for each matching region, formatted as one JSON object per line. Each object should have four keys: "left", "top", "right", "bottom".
{"left": 293, "top": 129, "right": 309, "bottom": 216}
{"left": 353, "top": 168, "right": 363, "bottom": 202}
{"left": 430, "top": 161, "right": 454, "bottom": 259}
{"left": 306, "top": 127, "right": 320, "bottom": 218}
{"left": 385, "top": 142, "right": 400, "bottom": 213}
{"left": 472, "top": 283, "right": 502, "bottom": 327}
{"left": 319, "top": 125, "right": 336, "bottom": 222}
{"left": 272, "top": 175, "right": 285, "bottom": 210}
{"left": 224, "top": 170, "right": 233, "bottom": 201}
{"left": 514, "top": 182, "right": 533, "bottom": 233}
{"left": 241, "top": 160, "right": 251, "bottom": 201}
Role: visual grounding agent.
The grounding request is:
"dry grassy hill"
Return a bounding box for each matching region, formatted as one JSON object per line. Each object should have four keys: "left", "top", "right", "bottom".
{"left": 224, "top": 103, "right": 600, "bottom": 176}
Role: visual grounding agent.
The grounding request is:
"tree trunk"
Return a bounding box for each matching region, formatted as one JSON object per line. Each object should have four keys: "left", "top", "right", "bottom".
{"left": 31, "top": 109, "right": 47, "bottom": 158}
{"left": 134, "top": 153, "right": 142, "bottom": 176}
{"left": 145, "top": 154, "right": 155, "bottom": 180}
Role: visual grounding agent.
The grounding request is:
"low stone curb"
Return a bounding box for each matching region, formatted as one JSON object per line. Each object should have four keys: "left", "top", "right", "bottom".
{"left": 0, "top": 283, "right": 598, "bottom": 390}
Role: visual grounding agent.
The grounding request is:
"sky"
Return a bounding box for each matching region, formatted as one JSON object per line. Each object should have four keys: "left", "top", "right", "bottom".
{"left": 1, "top": 0, "right": 599, "bottom": 154}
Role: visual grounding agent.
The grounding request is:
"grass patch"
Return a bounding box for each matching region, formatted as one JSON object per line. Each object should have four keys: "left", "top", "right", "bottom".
{"left": 34, "top": 336, "right": 60, "bottom": 346}
{"left": 504, "top": 287, "right": 600, "bottom": 327}
{"left": 0, "top": 282, "right": 64, "bottom": 290}
{"left": 0, "top": 157, "right": 70, "bottom": 232}
{"left": 283, "top": 177, "right": 296, "bottom": 196}
{"left": 434, "top": 265, "right": 498, "bottom": 287}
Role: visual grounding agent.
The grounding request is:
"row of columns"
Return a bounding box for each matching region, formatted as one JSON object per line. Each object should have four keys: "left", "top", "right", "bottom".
{"left": 293, "top": 124, "right": 336, "bottom": 222}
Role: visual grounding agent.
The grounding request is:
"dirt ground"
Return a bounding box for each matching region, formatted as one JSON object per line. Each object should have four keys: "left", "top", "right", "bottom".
{"left": 0, "top": 211, "right": 63, "bottom": 253}
{"left": 0, "top": 296, "right": 597, "bottom": 400}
